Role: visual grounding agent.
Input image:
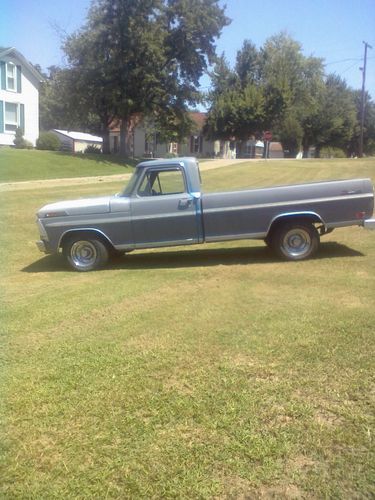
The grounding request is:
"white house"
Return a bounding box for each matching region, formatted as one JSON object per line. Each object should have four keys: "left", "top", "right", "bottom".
{"left": 51, "top": 129, "right": 103, "bottom": 153}
{"left": 0, "top": 47, "right": 44, "bottom": 146}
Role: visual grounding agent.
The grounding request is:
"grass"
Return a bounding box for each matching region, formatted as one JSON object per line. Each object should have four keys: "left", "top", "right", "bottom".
{"left": 1, "top": 158, "right": 375, "bottom": 498}
{"left": 0, "top": 148, "right": 136, "bottom": 182}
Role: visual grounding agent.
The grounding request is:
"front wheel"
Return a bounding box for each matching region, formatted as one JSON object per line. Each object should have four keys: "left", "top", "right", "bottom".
{"left": 63, "top": 237, "right": 109, "bottom": 271}
{"left": 270, "top": 222, "right": 320, "bottom": 261}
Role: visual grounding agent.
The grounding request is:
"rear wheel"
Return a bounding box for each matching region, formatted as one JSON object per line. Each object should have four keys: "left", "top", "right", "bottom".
{"left": 270, "top": 222, "right": 320, "bottom": 261}
{"left": 63, "top": 237, "right": 109, "bottom": 271}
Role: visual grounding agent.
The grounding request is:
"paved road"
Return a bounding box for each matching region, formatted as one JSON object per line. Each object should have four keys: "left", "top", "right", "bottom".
{"left": 0, "top": 158, "right": 253, "bottom": 192}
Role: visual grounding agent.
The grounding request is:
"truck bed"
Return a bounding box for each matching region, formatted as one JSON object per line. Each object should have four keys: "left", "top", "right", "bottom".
{"left": 201, "top": 178, "right": 374, "bottom": 242}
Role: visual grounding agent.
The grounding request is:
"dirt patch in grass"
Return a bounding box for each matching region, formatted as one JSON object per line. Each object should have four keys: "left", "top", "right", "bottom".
{"left": 257, "top": 484, "right": 306, "bottom": 499}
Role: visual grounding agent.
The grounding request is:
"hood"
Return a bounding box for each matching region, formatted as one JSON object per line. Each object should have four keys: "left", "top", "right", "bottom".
{"left": 38, "top": 196, "right": 112, "bottom": 218}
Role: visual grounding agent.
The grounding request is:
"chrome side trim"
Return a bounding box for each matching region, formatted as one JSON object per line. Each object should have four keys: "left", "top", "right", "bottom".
{"left": 131, "top": 211, "right": 195, "bottom": 222}
{"left": 47, "top": 215, "right": 131, "bottom": 227}
{"left": 205, "top": 232, "right": 267, "bottom": 243}
{"left": 203, "top": 193, "right": 373, "bottom": 215}
{"left": 134, "top": 238, "right": 196, "bottom": 249}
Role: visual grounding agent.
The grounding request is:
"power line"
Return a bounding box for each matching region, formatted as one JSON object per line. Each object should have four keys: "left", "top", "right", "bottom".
{"left": 324, "top": 56, "right": 374, "bottom": 66}
{"left": 359, "top": 41, "right": 373, "bottom": 157}
{"left": 340, "top": 61, "right": 362, "bottom": 75}
{"left": 325, "top": 57, "right": 362, "bottom": 66}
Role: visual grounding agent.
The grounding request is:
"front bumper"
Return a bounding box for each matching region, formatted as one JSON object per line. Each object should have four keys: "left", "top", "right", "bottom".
{"left": 36, "top": 239, "right": 53, "bottom": 254}
{"left": 363, "top": 218, "right": 375, "bottom": 230}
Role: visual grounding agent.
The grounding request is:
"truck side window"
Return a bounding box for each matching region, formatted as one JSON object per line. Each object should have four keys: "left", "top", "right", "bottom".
{"left": 138, "top": 169, "right": 186, "bottom": 196}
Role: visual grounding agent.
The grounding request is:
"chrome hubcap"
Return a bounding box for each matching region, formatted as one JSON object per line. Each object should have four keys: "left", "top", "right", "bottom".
{"left": 70, "top": 241, "right": 97, "bottom": 269}
{"left": 282, "top": 229, "right": 311, "bottom": 257}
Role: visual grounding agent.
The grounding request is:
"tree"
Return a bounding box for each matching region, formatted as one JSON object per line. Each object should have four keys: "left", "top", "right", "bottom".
{"left": 312, "top": 75, "right": 357, "bottom": 155}
{"left": 235, "top": 40, "right": 260, "bottom": 87}
{"left": 205, "top": 34, "right": 325, "bottom": 153}
{"left": 205, "top": 40, "right": 266, "bottom": 141}
{"left": 348, "top": 90, "right": 375, "bottom": 156}
{"left": 259, "top": 33, "right": 325, "bottom": 155}
{"left": 204, "top": 83, "right": 265, "bottom": 141}
{"left": 63, "top": 0, "right": 229, "bottom": 155}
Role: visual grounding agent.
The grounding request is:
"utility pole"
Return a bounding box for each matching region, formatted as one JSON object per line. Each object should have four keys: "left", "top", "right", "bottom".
{"left": 359, "top": 41, "right": 372, "bottom": 157}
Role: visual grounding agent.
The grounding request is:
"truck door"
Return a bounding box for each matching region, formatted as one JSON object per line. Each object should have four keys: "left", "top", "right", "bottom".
{"left": 130, "top": 167, "right": 199, "bottom": 248}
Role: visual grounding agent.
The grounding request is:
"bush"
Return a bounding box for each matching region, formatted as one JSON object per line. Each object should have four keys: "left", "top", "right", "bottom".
{"left": 13, "top": 128, "right": 33, "bottom": 149}
{"left": 320, "top": 147, "right": 347, "bottom": 159}
{"left": 84, "top": 144, "right": 102, "bottom": 154}
{"left": 36, "top": 132, "right": 61, "bottom": 151}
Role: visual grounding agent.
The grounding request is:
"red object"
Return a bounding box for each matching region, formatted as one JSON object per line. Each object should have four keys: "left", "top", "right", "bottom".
{"left": 263, "top": 131, "right": 272, "bottom": 141}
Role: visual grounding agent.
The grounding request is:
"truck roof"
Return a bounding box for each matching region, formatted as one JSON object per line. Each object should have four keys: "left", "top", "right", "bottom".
{"left": 136, "top": 157, "right": 198, "bottom": 170}
{"left": 135, "top": 156, "right": 201, "bottom": 194}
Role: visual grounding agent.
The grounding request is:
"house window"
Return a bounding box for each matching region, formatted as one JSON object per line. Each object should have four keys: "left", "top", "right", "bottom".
{"left": 4, "top": 102, "right": 19, "bottom": 132}
{"left": 6, "top": 63, "right": 16, "bottom": 91}
{"left": 190, "top": 135, "right": 202, "bottom": 154}
{"left": 145, "top": 132, "right": 155, "bottom": 155}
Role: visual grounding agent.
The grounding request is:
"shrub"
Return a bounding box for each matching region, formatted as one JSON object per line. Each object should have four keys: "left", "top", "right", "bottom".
{"left": 13, "top": 128, "right": 33, "bottom": 149}
{"left": 84, "top": 144, "right": 102, "bottom": 154}
{"left": 320, "top": 146, "right": 346, "bottom": 158}
{"left": 36, "top": 132, "right": 61, "bottom": 151}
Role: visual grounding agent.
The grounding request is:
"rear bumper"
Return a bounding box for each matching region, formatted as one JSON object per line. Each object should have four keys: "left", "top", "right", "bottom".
{"left": 363, "top": 218, "right": 375, "bottom": 229}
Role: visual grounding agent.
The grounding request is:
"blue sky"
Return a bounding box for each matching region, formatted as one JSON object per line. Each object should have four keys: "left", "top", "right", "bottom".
{"left": 1, "top": 0, "right": 374, "bottom": 98}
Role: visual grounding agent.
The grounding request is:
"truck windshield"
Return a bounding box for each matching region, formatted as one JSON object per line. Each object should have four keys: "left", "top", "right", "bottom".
{"left": 121, "top": 169, "right": 141, "bottom": 196}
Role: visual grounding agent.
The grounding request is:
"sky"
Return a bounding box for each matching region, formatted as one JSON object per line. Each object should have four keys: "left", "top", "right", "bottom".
{"left": 1, "top": 0, "right": 374, "bottom": 100}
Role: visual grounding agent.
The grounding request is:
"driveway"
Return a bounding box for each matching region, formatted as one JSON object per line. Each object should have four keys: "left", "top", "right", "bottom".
{"left": 0, "top": 158, "right": 252, "bottom": 192}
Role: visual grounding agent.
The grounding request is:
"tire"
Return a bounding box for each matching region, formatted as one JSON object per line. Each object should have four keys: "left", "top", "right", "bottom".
{"left": 270, "top": 222, "right": 320, "bottom": 261}
{"left": 63, "top": 237, "right": 109, "bottom": 271}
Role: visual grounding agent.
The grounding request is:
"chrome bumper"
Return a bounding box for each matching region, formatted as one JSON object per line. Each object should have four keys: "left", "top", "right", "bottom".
{"left": 363, "top": 218, "right": 375, "bottom": 230}
{"left": 36, "top": 240, "right": 51, "bottom": 253}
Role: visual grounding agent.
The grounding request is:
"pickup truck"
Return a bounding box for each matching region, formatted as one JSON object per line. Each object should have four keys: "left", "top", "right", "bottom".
{"left": 36, "top": 157, "right": 375, "bottom": 271}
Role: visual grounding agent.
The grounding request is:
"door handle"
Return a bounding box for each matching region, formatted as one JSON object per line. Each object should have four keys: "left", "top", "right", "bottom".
{"left": 341, "top": 190, "right": 361, "bottom": 195}
{"left": 178, "top": 199, "right": 192, "bottom": 209}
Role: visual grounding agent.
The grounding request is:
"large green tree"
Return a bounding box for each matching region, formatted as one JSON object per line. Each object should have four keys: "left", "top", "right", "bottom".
{"left": 38, "top": 66, "right": 105, "bottom": 134}
{"left": 312, "top": 75, "right": 357, "bottom": 155}
{"left": 204, "top": 41, "right": 268, "bottom": 141}
{"left": 260, "top": 33, "right": 325, "bottom": 156}
{"left": 348, "top": 90, "right": 375, "bottom": 156}
{"left": 205, "top": 33, "right": 325, "bottom": 154}
{"left": 63, "top": 0, "right": 229, "bottom": 154}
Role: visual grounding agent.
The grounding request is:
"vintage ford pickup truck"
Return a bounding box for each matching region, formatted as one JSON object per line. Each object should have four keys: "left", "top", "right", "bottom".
{"left": 36, "top": 157, "right": 375, "bottom": 271}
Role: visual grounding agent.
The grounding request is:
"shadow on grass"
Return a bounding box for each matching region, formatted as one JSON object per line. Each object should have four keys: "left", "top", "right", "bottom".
{"left": 22, "top": 242, "right": 364, "bottom": 273}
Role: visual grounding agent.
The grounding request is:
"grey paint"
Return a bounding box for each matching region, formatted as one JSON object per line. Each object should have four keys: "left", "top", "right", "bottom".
{"left": 36, "top": 157, "right": 375, "bottom": 256}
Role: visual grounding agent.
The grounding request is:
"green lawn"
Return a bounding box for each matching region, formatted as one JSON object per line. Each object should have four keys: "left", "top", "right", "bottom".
{"left": 1, "top": 159, "right": 375, "bottom": 498}
{"left": 0, "top": 148, "right": 136, "bottom": 182}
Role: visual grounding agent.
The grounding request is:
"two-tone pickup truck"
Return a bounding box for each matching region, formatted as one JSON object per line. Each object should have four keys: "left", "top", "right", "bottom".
{"left": 36, "top": 157, "right": 375, "bottom": 271}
